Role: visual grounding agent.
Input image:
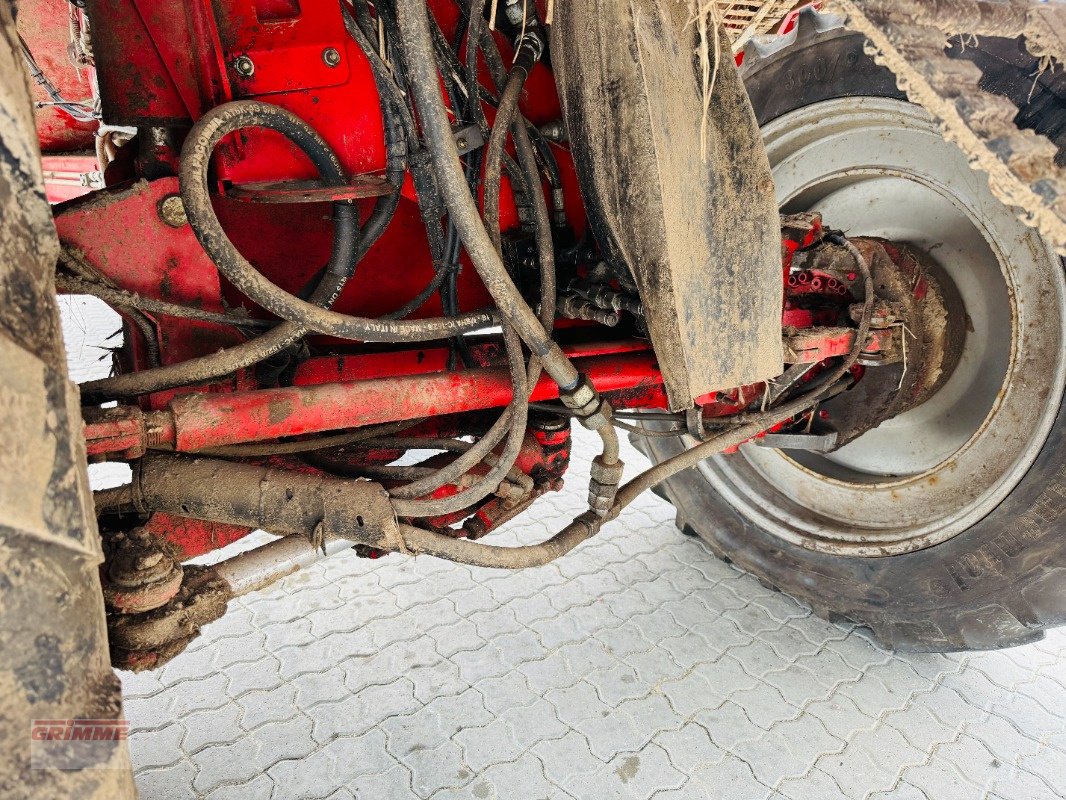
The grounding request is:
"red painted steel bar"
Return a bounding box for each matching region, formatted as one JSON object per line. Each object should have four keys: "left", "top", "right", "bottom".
{"left": 84, "top": 350, "right": 666, "bottom": 456}
{"left": 166, "top": 351, "right": 663, "bottom": 451}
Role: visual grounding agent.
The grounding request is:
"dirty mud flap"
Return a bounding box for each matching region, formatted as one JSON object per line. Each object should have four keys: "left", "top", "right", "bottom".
{"left": 551, "top": 0, "right": 784, "bottom": 410}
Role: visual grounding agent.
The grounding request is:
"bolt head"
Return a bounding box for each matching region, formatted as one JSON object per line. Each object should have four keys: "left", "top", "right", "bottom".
{"left": 158, "top": 195, "right": 188, "bottom": 227}
{"left": 322, "top": 47, "right": 341, "bottom": 67}
{"left": 233, "top": 55, "right": 255, "bottom": 77}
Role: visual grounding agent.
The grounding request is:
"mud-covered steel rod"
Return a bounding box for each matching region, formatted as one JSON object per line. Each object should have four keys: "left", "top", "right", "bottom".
{"left": 136, "top": 454, "right": 395, "bottom": 544}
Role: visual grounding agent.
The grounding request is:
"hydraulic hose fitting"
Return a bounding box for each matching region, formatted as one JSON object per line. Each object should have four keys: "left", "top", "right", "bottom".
{"left": 560, "top": 373, "right": 600, "bottom": 418}
{"left": 561, "top": 373, "right": 623, "bottom": 515}
{"left": 560, "top": 373, "right": 614, "bottom": 433}
{"left": 589, "top": 455, "right": 625, "bottom": 517}
{"left": 507, "top": 0, "right": 545, "bottom": 72}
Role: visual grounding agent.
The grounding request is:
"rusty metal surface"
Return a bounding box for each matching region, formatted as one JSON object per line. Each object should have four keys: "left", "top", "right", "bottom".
{"left": 225, "top": 175, "right": 394, "bottom": 204}
{"left": 136, "top": 454, "right": 396, "bottom": 546}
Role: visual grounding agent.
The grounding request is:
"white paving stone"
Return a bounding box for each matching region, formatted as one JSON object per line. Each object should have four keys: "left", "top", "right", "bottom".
{"left": 94, "top": 426, "right": 1065, "bottom": 799}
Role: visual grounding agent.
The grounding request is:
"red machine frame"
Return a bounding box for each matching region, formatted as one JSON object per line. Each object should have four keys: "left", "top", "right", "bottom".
{"left": 36, "top": 0, "right": 885, "bottom": 560}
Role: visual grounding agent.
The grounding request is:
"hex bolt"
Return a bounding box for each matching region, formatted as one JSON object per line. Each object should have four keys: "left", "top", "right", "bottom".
{"left": 158, "top": 195, "right": 188, "bottom": 228}
{"left": 233, "top": 55, "right": 255, "bottom": 77}
{"left": 322, "top": 47, "right": 342, "bottom": 67}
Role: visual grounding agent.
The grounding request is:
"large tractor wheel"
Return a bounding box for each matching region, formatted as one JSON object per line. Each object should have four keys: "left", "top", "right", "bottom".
{"left": 641, "top": 10, "right": 1066, "bottom": 651}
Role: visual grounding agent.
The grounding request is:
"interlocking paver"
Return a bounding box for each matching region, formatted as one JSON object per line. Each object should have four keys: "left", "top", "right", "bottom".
{"left": 193, "top": 714, "right": 316, "bottom": 794}
{"left": 693, "top": 701, "right": 767, "bottom": 752}
{"left": 179, "top": 703, "right": 244, "bottom": 755}
{"left": 237, "top": 683, "right": 300, "bottom": 730}
{"left": 776, "top": 767, "right": 852, "bottom": 800}
{"left": 691, "top": 751, "right": 773, "bottom": 800}
{"left": 133, "top": 760, "right": 199, "bottom": 800}
{"left": 128, "top": 722, "right": 186, "bottom": 770}
{"left": 731, "top": 715, "right": 844, "bottom": 787}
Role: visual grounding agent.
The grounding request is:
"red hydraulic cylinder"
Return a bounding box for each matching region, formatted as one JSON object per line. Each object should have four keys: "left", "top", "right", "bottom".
{"left": 113, "top": 351, "right": 665, "bottom": 454}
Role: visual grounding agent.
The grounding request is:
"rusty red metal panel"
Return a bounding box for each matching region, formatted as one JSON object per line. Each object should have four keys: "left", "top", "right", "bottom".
{"left": 129, "top": 0, "right": 230, "bottom": 117}
{"left": 141, "top": 513, "right": 252, "bottom": 561}
{"left": 85, "top": 0, "right": 191, "bottom": 124}
{"left": 53, "top": 178, "right": 248, "bottom": 405}
{"left": 213, "top": 0, "right": 351, "bottom": 97}
{"left": 16, "top": 0, "right": 97, "bottom": 151}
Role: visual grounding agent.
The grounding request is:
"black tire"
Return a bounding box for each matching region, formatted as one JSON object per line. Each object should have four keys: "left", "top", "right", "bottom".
{"left": 640, "top": 13, "right": 1066, "bottom": 652}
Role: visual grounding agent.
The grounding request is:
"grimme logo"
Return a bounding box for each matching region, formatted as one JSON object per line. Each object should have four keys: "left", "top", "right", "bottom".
{"left": 30, "top": 718, "right": 129, "bottom": 768}
{"left": 31, "top": 719, "right": 129, "bottom": 741}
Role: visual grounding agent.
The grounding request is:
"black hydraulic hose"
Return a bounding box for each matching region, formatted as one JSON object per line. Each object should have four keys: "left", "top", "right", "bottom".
{"left": 388, "top": 21, "right": 559, "bottom": 506}
{"left": 81, "top": 110, "right": 359, "bottom": 402}
{"left": 482, "top": 46, "right": 556, "bottom": 336}
{"left": 392, "top": 240, "right": 877, "bottom": 562}
{"left": 465, "top": 0, "right": 490, "bottom": 129}
{"left": 56, "top": 271, "right": 272, "bottom": 330}
{"left": 382, "top": 265, "right": 450, "bottom": 320}
{"left": 482, "top": 56, "right": 527, "bottom": 252}
{"left": 342, "top": 5, "right": 417, "bottom": 143}
{"left": 526, "top": 123, "right": 567, "bottom": 228}
{"left": 389, "top": 319, "right": 530, "bottom": 515}
{"left": 179, "top": 100, "right": 495, "bottom": 343}
{"left": 394, "top": 0, "right": 577, "bottom": 388}
{"left": 82, "top": 81, "right": 414, "bottom": 402}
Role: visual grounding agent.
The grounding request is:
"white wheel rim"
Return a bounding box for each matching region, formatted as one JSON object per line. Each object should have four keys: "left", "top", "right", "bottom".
{"left": 697, "top": 98, "right": 1066, "bottom": 556}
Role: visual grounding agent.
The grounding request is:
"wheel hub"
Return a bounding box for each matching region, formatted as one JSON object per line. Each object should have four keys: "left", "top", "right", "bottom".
{"left": 809, "top": 236, "right": 960, "bottom": 449}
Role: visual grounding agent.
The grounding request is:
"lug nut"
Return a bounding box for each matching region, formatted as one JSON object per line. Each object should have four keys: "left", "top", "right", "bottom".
{"left": 233, "top": 55, "right": 255, "bottom": 77}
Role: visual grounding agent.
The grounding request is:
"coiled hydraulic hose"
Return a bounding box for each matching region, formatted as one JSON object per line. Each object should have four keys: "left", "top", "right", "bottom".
{"left": 388, "top": 9, "right": 561, "bottom": 509}
{"left": 392, "top": 238, "right": 878, "bottom": 565}
{"left": 389, "top": 320, "right": 530, "bottom": 516}
{"left": 179, "top": 100, "right": 495, "bottom": 343}
{"left": 395, "top": 0, "right": 621, "bottom": 515}
{"left": 80, "top": 109, "right": 360, "bottom": 402}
